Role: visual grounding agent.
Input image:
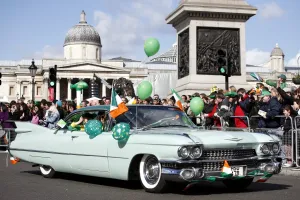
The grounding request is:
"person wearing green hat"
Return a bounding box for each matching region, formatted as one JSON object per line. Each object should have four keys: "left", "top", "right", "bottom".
{"left": 264, "top": 74, "right": 287, "bottom": 89}
{"left": 257, "top": 90, "right": 281, "bottom": 128}
{"left": 215, "top": 92, "right": 238, "bottom": 127}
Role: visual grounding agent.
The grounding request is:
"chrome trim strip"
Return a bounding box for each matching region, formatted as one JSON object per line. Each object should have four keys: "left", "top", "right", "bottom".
{"left": 9, "top": 148, "right": 129, "bottom": 159}
{"left": 160, "top": 156, "right": 260, "bottom": 163}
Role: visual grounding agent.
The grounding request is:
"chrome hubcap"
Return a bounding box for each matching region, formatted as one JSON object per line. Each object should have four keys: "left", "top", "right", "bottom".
{"left": 144, "top": 156, "right": 160, "bottom": 185}
{"left": 41, "top": 165, "right": 51, "bottom": 172}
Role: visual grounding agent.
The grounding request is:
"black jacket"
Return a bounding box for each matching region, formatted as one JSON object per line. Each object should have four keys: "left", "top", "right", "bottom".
{"left": 258, "top": 97, "right": 282, "bottom": 128}
{"left": 277, "top": 87, "right": 294, "bottom": 106}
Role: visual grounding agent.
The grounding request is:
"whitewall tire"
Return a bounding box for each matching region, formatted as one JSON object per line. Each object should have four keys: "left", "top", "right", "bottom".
{"left": 139, "top": 154, "right": 168, "bottom": 193}
{"left": 39, "top": 165, "right": 56, "bottom": 178}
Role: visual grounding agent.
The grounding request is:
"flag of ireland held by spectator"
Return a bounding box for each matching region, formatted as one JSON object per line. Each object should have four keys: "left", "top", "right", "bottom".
{"left": 221, "top": 160, "right": 233, "bottom": 178}
{"left": 171, "top": 89, "right": 183, "bottom": 111}
{"left": 110, "top": 88, "right": 128, "bottom": 119}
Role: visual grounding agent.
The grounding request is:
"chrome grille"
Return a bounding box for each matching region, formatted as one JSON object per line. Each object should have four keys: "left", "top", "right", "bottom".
{"left": 199, "top": 160, "right": 258, "bottom": 171}
{"left": 201, "top": 149, "right": 257, "bottom": 160}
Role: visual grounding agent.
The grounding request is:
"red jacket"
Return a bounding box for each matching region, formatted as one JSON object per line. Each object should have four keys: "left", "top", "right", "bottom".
{"left": 234, "top": 105, "right": 248, "bottom": 128}
{"left": 207, "top": 104, "right": 221, "bottom": 127}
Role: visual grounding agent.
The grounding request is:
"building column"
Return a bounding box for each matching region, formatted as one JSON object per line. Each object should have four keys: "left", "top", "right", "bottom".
{"left": 67, "top": 78, "right": 72, "bottom": 100}
{"left": 16, "top": 81, "right": 21, "bottom": 100}
{"left": 56, "top": 78, "right": 61, "bottom": 100}
{"left": 43, "top": 78, "right": 49, "bottom": 100}
{"left": 102, "top": 79, "right": 107, "bottom": 98}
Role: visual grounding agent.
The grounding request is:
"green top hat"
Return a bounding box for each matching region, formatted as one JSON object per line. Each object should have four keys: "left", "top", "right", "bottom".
{"left": 261, "top": 90, "right": 271, "bottom": 97}
{"left": 278, "top": 74, "right": 287, "bottom": 80}
{"left": 225, "top": 91, "right": 238, "bottom": 98}
{"left": 209, "top": 92, "right": 217, "bottom": 99}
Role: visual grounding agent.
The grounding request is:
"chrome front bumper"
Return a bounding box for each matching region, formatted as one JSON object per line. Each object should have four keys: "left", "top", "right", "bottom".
{"left": 160, "top": 157, "right": 282, "bottom": 182}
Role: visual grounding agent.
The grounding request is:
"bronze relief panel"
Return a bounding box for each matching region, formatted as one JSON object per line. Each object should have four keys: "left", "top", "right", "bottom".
{"left": 196, "top": 27, "right": 241, "bottom": 75}
{"left": 178, "top": 28, "right": 189, "bottom": 79}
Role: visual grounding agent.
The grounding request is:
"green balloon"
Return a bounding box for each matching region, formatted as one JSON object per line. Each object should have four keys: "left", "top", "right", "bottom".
{"left": 112, "top": 123, "right": 130, "bottom": 141}
{"left": 190, "top": 97, "right": 204, "bottom": 116}
{"left": 137, "top": 81, "right": 152, "bottom": 100}
{"left": 144, "top": 38, "right": 160, "bottom": 57}
{"left": 84, "top": 120, "right": 103, "bottom": 139}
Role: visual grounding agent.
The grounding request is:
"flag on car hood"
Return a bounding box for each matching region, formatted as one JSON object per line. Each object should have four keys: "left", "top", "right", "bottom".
{"left": 171, "top": 89, "right": 183, "bottom": 110}
{"left": 110, "top": 88, "right": 128, "bottom": 118}
{"left": 221, "top": 160, "right": 233, "bottom": 178}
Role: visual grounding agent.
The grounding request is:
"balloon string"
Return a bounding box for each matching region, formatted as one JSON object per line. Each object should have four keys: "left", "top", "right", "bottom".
{"left": 138, "top": 57, "right": 149, "bottom": 68}
{"left": 133, "top": 57, "right": 151, "bottom": 87}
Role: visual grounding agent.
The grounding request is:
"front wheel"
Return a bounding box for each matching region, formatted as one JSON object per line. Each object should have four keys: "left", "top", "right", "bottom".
{"left": 39, "top": 165, "right": 56, "bottom": 178}
{"left": 223, "top": 178, "right": 254, "bottom": 190}
{"left": 139, "top": 154, "right": 168, "bottom": 193}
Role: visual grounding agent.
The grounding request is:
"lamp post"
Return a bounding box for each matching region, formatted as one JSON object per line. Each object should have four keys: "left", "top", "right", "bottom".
{"left": 28, "top": 59, "right": 37, "bottom": 101}
{"left": 16, "top": 93, "right": 19, "bottom": 101}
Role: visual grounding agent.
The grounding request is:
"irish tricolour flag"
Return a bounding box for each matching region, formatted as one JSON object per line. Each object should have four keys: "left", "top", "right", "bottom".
{"left": 171, "top": 89, "right": 183, "bottom": 111}
{"left": 221, "top": 160, "right": 233, "bottom": 178}
{"left": 110, "top": 88, "right": 129, "bottom": 119}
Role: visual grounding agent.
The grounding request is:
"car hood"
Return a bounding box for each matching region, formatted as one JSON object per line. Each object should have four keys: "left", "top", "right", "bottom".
{"left": 141, "top": 127, "right": 279, "bottom": 148}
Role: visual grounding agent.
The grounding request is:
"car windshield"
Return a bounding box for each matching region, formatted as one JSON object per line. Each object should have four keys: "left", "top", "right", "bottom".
{"left": 115, "top": 106, "right": 197, "bottom": 130}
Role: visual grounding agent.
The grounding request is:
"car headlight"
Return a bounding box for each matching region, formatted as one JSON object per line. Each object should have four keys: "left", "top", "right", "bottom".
{"left": 191, "top": 146, "right": 202, "bottom": 159}
{"left": 178, "top": 146, "right": 190, "bottom": 159}
{"left": 261, "top": 144, "right": 270, "bottom": 155}
{"left": 272, "top": 143, "right": 280, "bottom": 154}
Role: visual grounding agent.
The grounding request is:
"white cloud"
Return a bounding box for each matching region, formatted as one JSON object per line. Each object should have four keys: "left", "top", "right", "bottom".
{"left": 258, "top": 2, "right": 284, "bottom": 19}
{"left": 246, "top": 49, "right": 270, "bottom": 65}
{"left": 93, "top": 0, "right": 176, "bottom": 59}
{"left": 33, "top": 45, "right": 63, "bottom": 59}
{"left": 287, "top": 52, "right": 300, "bottom": 67}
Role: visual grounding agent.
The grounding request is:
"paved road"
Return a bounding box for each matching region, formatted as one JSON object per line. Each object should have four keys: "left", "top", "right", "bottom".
{"left": 0, "top": 154, "right": 299, "bottom": 200}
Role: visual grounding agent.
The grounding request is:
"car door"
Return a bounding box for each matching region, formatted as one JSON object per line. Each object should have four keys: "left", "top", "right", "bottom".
{"left": 56, "top": 110, "right": 111, "bottom": 176}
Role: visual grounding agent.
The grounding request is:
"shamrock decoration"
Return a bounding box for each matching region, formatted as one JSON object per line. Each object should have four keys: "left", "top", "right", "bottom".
{"left": 112, "top": 122, "right": 130, "bottom": 141}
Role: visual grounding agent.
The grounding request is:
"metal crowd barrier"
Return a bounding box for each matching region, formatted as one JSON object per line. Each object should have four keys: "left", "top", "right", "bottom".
{"left": 250, "top": 115, "right": 296, "bottom": 167}
{"left": 294, "top": 116, "right": 300, "bottom": 167}
{"left": 0, "top": 120, "right": 17, "bottom": 152}
{"left": 0, "top": 128, "right": 16, "bottom": 152}
{"left": 188, "top": 113, "right": 299, "bottom": 167}
{"left": 211, "top": 116, "right": 250, "bottom": 132}
{"left": 0, "top": 120, "right": 18, "bottom": 167}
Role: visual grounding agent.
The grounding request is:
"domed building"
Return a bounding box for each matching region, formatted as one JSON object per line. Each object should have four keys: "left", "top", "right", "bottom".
{"left": 0, "top": 11, "right": 167, "bottom": 102}
{"left": 64, "top": 11, "right": 102, "bottom": 62}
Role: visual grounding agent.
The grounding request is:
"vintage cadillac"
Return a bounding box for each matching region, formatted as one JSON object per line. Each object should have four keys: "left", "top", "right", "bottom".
{"left": 9, "top": 105, "right": 282, "bottom": 193}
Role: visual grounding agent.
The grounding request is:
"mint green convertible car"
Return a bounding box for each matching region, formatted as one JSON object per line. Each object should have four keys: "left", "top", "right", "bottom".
{"left": 9, "top": 105, "right": 282, "bottom": 193}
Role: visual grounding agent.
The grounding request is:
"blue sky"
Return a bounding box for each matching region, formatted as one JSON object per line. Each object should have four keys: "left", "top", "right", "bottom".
{"left": 0, "top": 0, "right": 299, "bottom": 66}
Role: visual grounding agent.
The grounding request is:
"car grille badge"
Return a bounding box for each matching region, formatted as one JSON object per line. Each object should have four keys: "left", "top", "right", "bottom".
{"left": 225, "top": 138, "right": 243, "bottom": 142}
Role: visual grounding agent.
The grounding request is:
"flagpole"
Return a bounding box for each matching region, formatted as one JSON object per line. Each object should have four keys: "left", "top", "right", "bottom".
{"left": 135, "top": 104, "right": 138, "bottom": 134}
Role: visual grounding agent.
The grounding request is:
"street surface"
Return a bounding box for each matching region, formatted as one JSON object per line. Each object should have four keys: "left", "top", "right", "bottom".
{"left": 0, "top": 154, "right": 299, "bottom": 200}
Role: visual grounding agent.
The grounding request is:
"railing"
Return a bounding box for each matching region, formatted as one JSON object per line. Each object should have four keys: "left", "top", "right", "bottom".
{"left": 249, "top": 115, "right": 296, "bottom": 167}
{"left": 0, "top": 120, "right": 18, "bottom": 166}
{"left": 294, "top": 116, "right": 300, "bottom": 167}
{"left": 188, "top": 114, "right": 298, "bottom": 167}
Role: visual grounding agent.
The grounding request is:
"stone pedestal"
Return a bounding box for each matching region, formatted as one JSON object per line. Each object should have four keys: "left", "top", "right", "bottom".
{"left": 166, "top": 0, "right": 257, "bottom": 94}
